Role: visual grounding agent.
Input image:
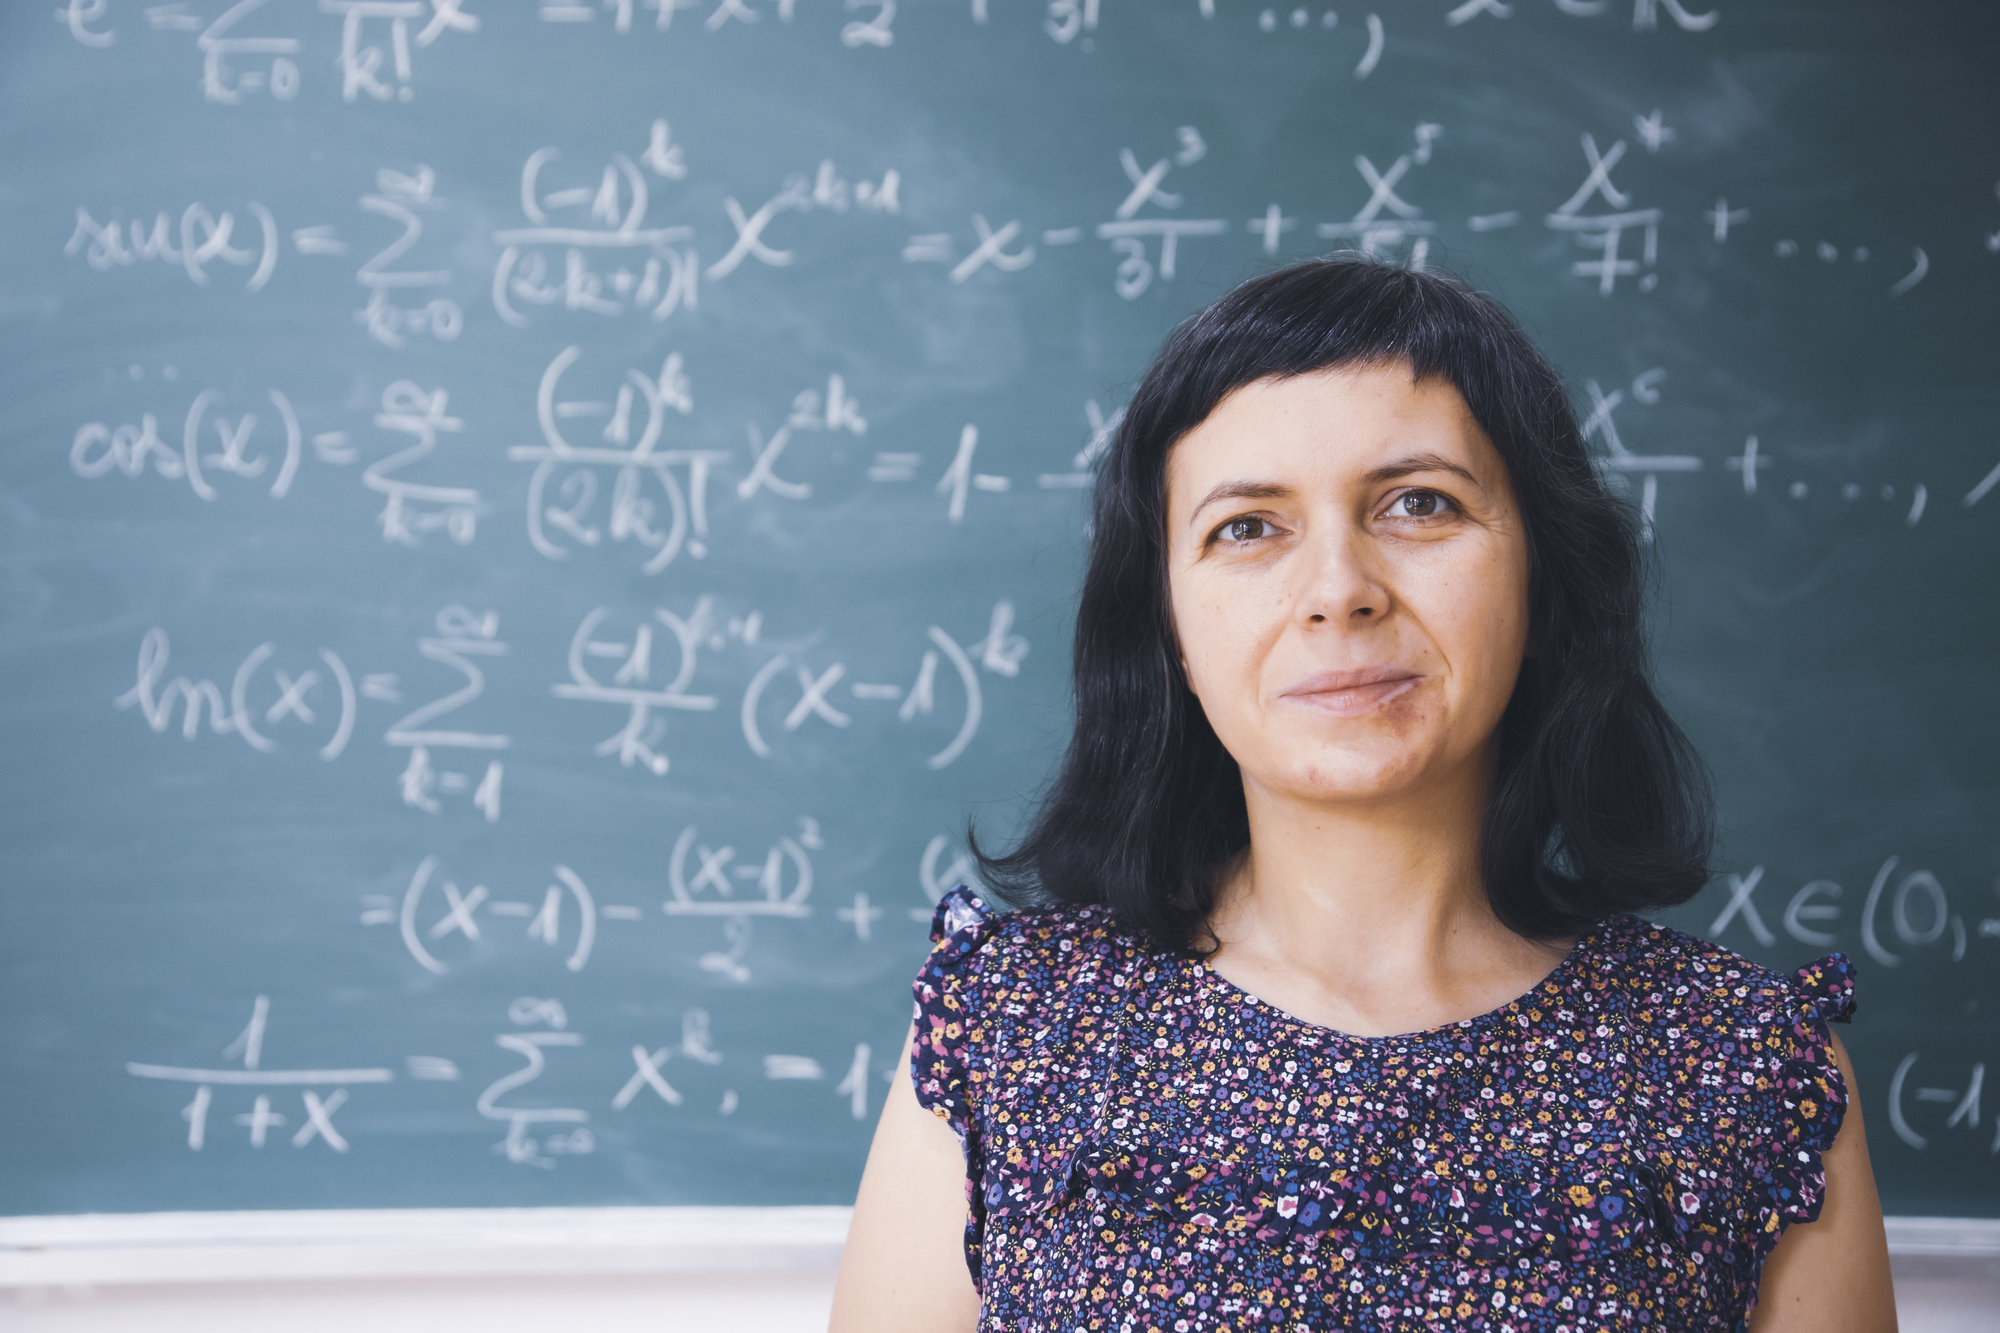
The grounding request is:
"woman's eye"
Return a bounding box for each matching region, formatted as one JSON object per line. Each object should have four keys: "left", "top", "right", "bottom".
{"left": 1387, "top": 489, "right": 1455, "bottom": 519}
{"left": 1221, "top": 516, "right": 1269, "bottom": 543}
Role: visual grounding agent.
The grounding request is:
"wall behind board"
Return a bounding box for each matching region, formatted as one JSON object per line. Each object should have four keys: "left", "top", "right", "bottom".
{"left": 2, "top": 0, "right": 1996, "bottom": 1222}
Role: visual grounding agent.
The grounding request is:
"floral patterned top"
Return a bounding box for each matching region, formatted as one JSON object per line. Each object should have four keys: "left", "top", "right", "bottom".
{"left": 910, "top": 886, "right": 1855, "bottom": 1333}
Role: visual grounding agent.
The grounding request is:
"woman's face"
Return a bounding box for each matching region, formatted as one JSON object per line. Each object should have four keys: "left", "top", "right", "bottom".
{"left": 1165, "top": 361, "right": 1532, "bottom": 810}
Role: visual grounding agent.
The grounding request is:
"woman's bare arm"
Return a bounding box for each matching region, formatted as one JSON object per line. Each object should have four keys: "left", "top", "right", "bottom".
{"left": 829, "top": 1022, "right": 983, "bottom": 1333}
{"left": 1748, "top": 1030, "right": 1898, "bottom": 1332}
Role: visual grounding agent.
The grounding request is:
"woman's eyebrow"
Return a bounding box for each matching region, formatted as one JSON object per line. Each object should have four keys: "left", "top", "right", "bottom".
{"left": 1362, "top": 451, "right": 1487, "bottom": 493}
{"left": 1189, "top": 454, "right": 1486, "bottom": 527}
{"left": 1188, "top": 480, "right": 1291, "bottom": 526}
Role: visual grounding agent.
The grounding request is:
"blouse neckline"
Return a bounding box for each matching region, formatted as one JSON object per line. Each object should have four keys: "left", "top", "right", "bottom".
{"left": 1185, "top": 915, "right": 1609, "bottom": 1049}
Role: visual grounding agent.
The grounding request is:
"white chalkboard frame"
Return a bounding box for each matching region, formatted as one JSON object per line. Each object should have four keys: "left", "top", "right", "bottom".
{"left": 0, "top": 1207, "right": 848, "bottom": 1285}
{"left": 0, "top": 1209, "right": 1994, "bottom": 1287}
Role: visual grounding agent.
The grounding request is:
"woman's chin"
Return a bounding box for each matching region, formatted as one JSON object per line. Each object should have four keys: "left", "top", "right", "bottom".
{"left": 1252, "top": 754, "right": 1435, "bottom": 806}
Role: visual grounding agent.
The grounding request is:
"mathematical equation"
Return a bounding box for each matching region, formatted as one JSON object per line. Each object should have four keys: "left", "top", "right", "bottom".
{"left": 126, "top": 993, "right": 886, "bottom": 1168}
{"left": 1706, "top": 854, "right": 2000, "bottom": 970}
{"left": 58, "top": 0, "right": 1975, "bottom": 347}
{"left": 112, "top": 599, "right": 1024, "bottom": 814}
{"left": 361, "top": 820, "right": 957, "bottom": 978}
{"left": 56, "top": 0, "right": 1736, "bottom": 75}
{"left": 71, "top": 356, "right": 1995, "bottom": 580}
{"left": 57, "top": 0, "right": 478, "bottom": 105}
{"left": 66, "top": 98, "right": 1952, "bottom": 348}
{"left": 66, "top": 351, "right": 1123, "bottom": 557}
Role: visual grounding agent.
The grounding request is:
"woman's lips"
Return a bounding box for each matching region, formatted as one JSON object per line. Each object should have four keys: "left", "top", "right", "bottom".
{"left": 1281, "top": 673, "right": 1421, "bottom": 717}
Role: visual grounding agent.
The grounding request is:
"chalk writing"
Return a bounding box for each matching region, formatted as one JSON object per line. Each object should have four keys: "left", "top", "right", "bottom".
{"left": 114, "top": 629, "right": 358, "bottom": 760}
{"left": 196, "top": 0, "right": 302, "bottom": 104}
{"left": 1546, "top": 133, "right": 1660, "bottom": 294}
{"left": 71, "top": 386, "right": 306, "bottom": 501}
{"left": 362, "top": 381, "right": 479, "bottom": 547}
{"left": 550, "top": 601, "right": 729, "bottom": 774}
{"left": 1886, "top": 1052, "right": 1996, "bottom": 1154}
{"left": 1707, "top": 853, "right": 1997, "bottom": 969}
{"left": 354, "top": 165, "right": 463, "bottom": 347}
{"left": 127, "top": 996, "right": 391, "bottom": 1152}
{"left": 320, "top": 0, "right": 480, "bottom": 105}
{"left": 66, "top": 201, "right": 279, "bottom": 292}
{"left": 666, "top": 816, "right": 819, "bottom": 916}
{"left": 479, "top": 999, "right": 593, "bottom": 1167}
{"left": 1579, "top": 367, "right": 1698, "bottom": 539}
{"left": 1319, "top": 148, "right": 1435, "bottom": 269}
{"left": 21, "top": 0, "right": 1994, "bottom": 1223}
{"left": 739, "top": 604, "right": 1019, "bottom": 770}
{"left": 511, "top": 345, "right": 725, "bottom": 573}
{"left": 494, "top": 138, "right": 697, "bottom": 326}
{"left": 386, "top": 606, "right": 509, "bottom": 818}
{"left": 376, "top": 856, "right": 601, "bottom": 973}
{"left": 1095, "top": 133, "right": 1226, "bottom": 299}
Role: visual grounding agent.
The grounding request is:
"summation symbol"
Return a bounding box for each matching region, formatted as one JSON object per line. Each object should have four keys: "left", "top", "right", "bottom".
{"left": 479, "top": 998, "right": 593, "bottom": 1168}
{"left": 197, "top": 0, "right": 302, "bottom": 105}
{"left": 354, "top": 165, "right": 463, "bottom": 347}
{"left": 362, "top": 380, "right": 479, "bottom": 547}
{"left": 386, "top": 606, "right": 509, "bottom": 818}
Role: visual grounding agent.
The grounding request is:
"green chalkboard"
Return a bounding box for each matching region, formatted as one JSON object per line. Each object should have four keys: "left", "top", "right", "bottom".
{"left": 2, "top": 0, "right": 1995, "bottom": 1220}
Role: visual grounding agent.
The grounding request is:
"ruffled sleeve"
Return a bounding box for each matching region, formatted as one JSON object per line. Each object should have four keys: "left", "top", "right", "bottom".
{"left": 908, "top": 884, "right": 999, "bottom": 1288}
{"left": 1754, "top": 952, "right": 1857, "bottom": 1239}
{"left": 910, "top": 884, "right": 998, "bottom": 1145}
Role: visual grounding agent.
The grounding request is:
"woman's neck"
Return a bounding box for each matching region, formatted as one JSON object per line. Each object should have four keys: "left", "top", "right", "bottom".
{"left": 1202, "top": 761, "right": 1572, "bottom": 1039}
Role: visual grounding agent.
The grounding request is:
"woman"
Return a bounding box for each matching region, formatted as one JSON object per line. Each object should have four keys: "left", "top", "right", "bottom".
{"left": 831, "top": 258, "right": 1896, "bottom": 1332}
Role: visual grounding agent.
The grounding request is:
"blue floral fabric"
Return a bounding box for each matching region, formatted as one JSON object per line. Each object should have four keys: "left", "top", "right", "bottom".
{"left": 911, "top": 886, "right": 1855, "bottom": 1332}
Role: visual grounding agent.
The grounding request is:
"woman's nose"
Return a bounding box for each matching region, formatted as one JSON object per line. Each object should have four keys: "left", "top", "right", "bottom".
{"left": 1295, "top": 524, "right": 1389, "bottom": 626}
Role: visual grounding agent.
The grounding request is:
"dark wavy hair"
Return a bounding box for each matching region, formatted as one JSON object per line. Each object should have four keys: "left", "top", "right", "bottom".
{"left": 972, "top": 255, "right": 1713, "bottom": 953}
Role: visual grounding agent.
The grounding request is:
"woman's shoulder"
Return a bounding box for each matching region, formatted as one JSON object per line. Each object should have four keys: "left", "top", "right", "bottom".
{"left": 1586, "top": 915, "right": 1858, "bottom": 1243}
{"left": 909, "top": 885, "right": 1146, "bottom": 1137}
{"left": 1585, "top": 911, "right": 1856, "bottom": 1033}
{"left": 918, "top": 883, "right": 1149, "bottom": 998}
